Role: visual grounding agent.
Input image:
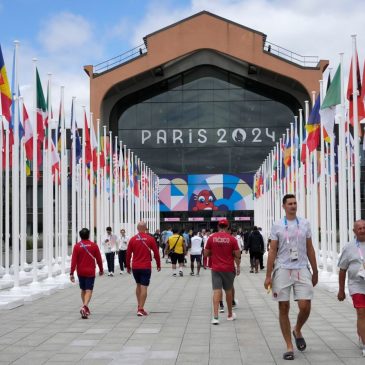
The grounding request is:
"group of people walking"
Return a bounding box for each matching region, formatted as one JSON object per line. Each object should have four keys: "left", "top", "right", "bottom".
{"left": 69, "top": 192, "right": 365, "bottom": 360}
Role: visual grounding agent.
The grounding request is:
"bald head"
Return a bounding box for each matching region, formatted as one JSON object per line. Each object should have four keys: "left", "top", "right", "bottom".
{"left": 354, "top": 220, "right": 365, "bottom": 241}
{"left": 137, "top": 221, "right": 147, "bottom": 233}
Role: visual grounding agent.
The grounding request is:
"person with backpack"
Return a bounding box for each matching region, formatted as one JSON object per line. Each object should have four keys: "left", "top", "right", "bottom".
{"left": 165, "top": 227, "right": 186, "bottom": 276}
{"left": 70, "top": 228, "right": 104, "bottom": 319}
{"left": 246, "top": 226, "right": 265, "bottom": 273}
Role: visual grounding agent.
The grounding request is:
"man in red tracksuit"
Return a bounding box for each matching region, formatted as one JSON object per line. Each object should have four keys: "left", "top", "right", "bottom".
{"left": 70, "top": 228, "right": 104, "bottom": 319}
{"left": 127, "top": 221, "right": 161, "bottom": 316}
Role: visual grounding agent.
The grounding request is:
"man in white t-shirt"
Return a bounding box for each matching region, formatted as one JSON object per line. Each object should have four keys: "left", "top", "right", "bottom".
{"left": 102, "top": 227, "right": 118, "bottom": 276}
{"left": 264, "top": 194, "right": 318, "bottom": 361}
{"left": 118, "top": 228, "right": 130, "bottom": 274}
{"left": 338, "top": 219, "right": 365, "bottom": 357}
{"left": 190, "top": 232, "right": 203, "bottom": 276}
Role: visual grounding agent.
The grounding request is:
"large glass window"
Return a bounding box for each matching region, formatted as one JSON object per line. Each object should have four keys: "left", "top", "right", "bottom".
{"left": 116, "top": 65, "right": 297, "bottom": 174}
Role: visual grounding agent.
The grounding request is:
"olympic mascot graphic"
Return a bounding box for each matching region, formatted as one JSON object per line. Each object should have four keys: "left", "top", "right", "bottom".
{"left": 192, "top": 189, "right": 218, "bottom": 211}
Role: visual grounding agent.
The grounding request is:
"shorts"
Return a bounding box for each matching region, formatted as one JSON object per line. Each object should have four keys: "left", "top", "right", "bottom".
{"left": 352, "top": 294, "right": 365, "bottom": 308}
{"left": 190, "top": 254, "right": 202, "bottom": 263}
{"left": 170, "top": 253, "right": 185, "bottom": 265}
{"left": 78, "top": 276, "right": 95, "bottom": 291}
{"left": 271, "top": 267, "right": 313, "bottom": 302}
{"left": 211, "top": 271, "right": 235, "bottom": 291}
{"left": 132, "top": 269, "right": 152, "bottom": 286}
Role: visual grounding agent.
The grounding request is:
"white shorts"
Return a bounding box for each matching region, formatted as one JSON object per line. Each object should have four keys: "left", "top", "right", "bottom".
{"left": 271, "top": 267, "right": 313, "bottom": 302}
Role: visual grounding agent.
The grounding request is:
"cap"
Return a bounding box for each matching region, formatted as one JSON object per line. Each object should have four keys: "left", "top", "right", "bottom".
{"left": 218, "top": 218, "right": 229, "bottom": 227}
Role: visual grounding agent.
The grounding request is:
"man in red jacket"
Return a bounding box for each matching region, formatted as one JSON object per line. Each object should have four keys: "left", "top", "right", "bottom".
{"left": 127, "top": 221, "right": 161, "bottom": 316}
{"left": 70, "top": 228, "right": 104, "bottom": 319}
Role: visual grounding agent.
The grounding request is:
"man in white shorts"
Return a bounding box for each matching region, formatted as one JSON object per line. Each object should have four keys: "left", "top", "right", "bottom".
{"left": 264, "top": 194, "right": 318, "bottom": 361}
{"left": 338, "top": 219, "right": 365, "bottom": 357}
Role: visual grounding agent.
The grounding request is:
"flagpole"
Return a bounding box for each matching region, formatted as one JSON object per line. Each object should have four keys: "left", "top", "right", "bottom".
{"left": 0, "top": 116, "right": 3, "bottom": 273}
{"left": 351, "top": 35, "right": 361, "bottom": 219}
{"left": 298, "top": 109, "right": 305, "bottom": 218}
{"left": 347, "top": 112, "right": 354, "bottom": 239}
{"left": 109, "top": 131, "right": 113, "bottom": 229}
{"left": 30, "top": 58, "right": 39, "bottom": 285}
{"left": 96, "top": 119, "right": 101, "bottom": 246}
{"left": 318, "top": 82, "right": 328, "bottom": 273}
{"left": 90, "top": 112, "right": 95, "bottom": 242}
{"left": 82, "top": 106, "right": 86, "bottom": 228}
{"left": 119, "top": 141, "right": 124, "bottom": 230}
{"left": 20, "top": 122, "right": 27, "bottom": 276}
{"left": 71, "top": 97, "right": 76, "bottom": 248}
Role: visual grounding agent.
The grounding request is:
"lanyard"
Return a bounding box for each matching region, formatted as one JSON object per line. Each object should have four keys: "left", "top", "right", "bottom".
{"left": 283, "top": 216, "right": 300, "bottom": 246}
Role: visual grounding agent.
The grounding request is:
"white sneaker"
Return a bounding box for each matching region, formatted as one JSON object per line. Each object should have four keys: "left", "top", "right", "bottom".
{"left": 227, "top": 313, "right": 237, "bottom": 321}
{"left": 110, "top": 272, "right": 114, "bottom": 277}
{"left": 211, "top": 317, "right": 219, "bottom": 325}
{"left": 362, "top": 348, "right": 365, "bottom": 357}
{"left": 219, "top": 307, "right": 225, "bottom": 313}
{"left": 120, "top": 271, "right": 124, "bottom": 275}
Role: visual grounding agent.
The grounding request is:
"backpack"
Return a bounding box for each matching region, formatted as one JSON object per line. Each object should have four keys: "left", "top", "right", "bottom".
{"left": 248, "top": 232, "right": 263, "bottom": 253}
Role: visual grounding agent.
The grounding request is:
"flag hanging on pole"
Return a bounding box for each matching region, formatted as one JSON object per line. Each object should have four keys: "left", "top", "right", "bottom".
{"left": 0, "top": 45, "right": 12, "bottom": 123}
{"left": 320, "top": 65, "right": 341, "bottom": 139}
{"left": 347, "top": 52, "right": 365, "bottom": 131}
{"left": 306, "top": 95, "right": 321, "bottom": 152}
{"left": 84, "top": 111, "right": 92, "bottom": 165}
{"left": 36, "top": 68, "right": 46, "bottom": 142}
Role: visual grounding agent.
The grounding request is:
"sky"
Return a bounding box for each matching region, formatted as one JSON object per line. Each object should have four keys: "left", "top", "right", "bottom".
{"left": 1, "top": 0, "right": 365, "bottom": 125}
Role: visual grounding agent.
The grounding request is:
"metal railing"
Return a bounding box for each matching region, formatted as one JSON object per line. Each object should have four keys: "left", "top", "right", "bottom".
{"left": 94, "top": 44, "right": 147, "bottom": 74}
{"left": 263, "top": 41, "right": 319, "bottom": 67}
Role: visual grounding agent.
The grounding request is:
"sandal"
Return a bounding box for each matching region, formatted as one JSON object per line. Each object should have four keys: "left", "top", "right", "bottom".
{"left": 292, "top": 330, "right": 306, "bottom": 351}
{"left": 283, "top": 351, "right": 294, "bottom": 360}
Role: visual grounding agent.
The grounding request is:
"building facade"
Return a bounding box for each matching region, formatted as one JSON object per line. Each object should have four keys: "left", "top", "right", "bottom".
{"left": 84, "top": 11, "right": 328, "bottom": 229}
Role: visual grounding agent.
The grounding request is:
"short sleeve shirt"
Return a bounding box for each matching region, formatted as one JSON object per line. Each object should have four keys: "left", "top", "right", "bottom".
{"left": 190, "top": 236, "right": 203, "bottom": 255}
{"left": 270, "top": 217, "right": 311, "bottom": 269}
{"left": 205, "top": 232, "right": 239, "bottom": 272}
{"left": 167, "top": 234, "right": 185, "bottom": 254}
{"left": 338, "top": 240, "right": 365, "bottom": 295}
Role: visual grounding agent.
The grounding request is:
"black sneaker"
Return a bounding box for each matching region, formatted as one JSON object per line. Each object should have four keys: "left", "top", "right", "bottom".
{"left": 179, "top": 271, "right": 183, "bottom": 277}
{"left": 190, "top": 272, "right": 195, "bottom": 276}
{"left": 219, "top": 306, "right": 225, "bottom": 313}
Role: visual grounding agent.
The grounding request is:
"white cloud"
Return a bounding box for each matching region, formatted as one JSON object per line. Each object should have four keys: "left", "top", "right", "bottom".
{"left": 38, "top": 12, "right": 92, "bottom": 54}
{"left": 131, "top": 0, "right": 365, "bottom": 82}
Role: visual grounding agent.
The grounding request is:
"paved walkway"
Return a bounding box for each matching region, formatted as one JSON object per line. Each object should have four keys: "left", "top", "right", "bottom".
{"left": 0, "top": 256, "right": 361, "bottom": 365}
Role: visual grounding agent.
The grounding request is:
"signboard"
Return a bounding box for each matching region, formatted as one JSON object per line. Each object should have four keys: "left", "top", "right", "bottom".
{"left": 234, "top": 217, "right": 251, "bottom": 221}
{"left": 159, "top": 174, "right": 253, "bottom": 212}
{"left": 164, "top": 218, "right": 180, "bottom": 222}
{"left": 188, "top": 217, "right": 204, "bottom": 222}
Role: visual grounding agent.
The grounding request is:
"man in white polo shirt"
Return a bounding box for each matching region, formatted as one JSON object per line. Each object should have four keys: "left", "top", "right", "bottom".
{"left": 264, "top": 194, "right": 318, "bottom": 361}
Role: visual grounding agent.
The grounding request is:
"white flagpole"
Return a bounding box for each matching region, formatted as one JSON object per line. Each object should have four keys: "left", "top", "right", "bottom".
{"left": 330, "top": 134, "right": 338, "bottom": 278}
{"left": 351, "top": 35, "right": 361, "bottom": 219}
{"left": 113, "top": 136, "right": 119, "bottom": 232}
{"left": 71, "top": 97, "right": 77, "bottom": 248}
{"left": 90, "top": 112, "right": 95, "bottom": 242}
{"left": 96, "top": 119, "right": 101, "bottom": 246}
{"left": 347, "top": 113, "right": 354, "bottom": 240}
{"left": 0, "top": 116, "right": 3, "bottom": 273}
{"left": 338, "top": 53, "right": 348, "bottom": 249}
{"left": 119, "top": 141, "right": 124, "bottom": 229}
{"left": 298, "top": 109, "right": 305, "bottom": 218}
{"left": 127, "top": 148, "right": 132, "bottom": 236}
{"left": 289, "top": 122, "right": 294, "bottom": 193}
{"left": 30, "top": 58, "right": 39, "bottom": 285}
{"left": 318, "top": 83, "right": 328, "bottom": 273}
{"left": 81, "top": 106, "right": 86, "bottom": 228}
{"left": 20, "top": 131, "right": 27, "bottom": 276}
{"left": 109, "top": 131, "right": 113, "bottom": 229}
{"left": 3, "top": 125, "right": 10, "bottom": 281}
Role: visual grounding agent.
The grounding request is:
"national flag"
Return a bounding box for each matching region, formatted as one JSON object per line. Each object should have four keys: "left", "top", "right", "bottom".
{"left": 347, "top": 52, "right": 365, "bottom": 130}
{"left": 50, "top": 139, "right": 60, "bottom": 174}
{"left": 22, "top": 102, "right": 33, "bottom": 160}
{"left": 306, "top": 95, "right": 321, "bottom": 152}
{"left": 36, "top": 68, "right": 47, "bottom": 142}
{"left": 134, "top": 158, "right": 140, "bottom": 197}
{"left": 320, "top": 65, "right": 341, "bottom": 139}
{"left": 0, "top": 45, "right": 12, "bottom": 123}
{"left": 84, "top": 112, "right": 92, "bottom": 165}
{"left": 283, "top": 132, "right": 292, "bottom": 167}
{"left": 90, "top": 120, "right": 98, "bottom": 171}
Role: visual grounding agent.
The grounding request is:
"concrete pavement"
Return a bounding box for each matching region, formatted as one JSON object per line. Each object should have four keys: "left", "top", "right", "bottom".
{"left": 0, "top": 255, "right": 362, "bottom": 364}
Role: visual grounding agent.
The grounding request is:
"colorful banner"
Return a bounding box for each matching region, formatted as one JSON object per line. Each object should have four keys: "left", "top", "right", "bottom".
{"left": 159, "top": 174, "right": 253, "bottom": 212}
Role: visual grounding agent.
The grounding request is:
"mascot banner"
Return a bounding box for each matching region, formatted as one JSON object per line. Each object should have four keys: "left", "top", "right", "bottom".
{"left": 159, "top": 174, "right": 253, "bottom": 212}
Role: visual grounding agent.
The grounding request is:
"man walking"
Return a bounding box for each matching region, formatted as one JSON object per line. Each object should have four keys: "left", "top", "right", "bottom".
{"left": 338, "top": 219, "right": 365, "bottom": 357}
{"left": 190, "top": 231, "right": 203, "bottom": 276}
{"left": 70, "top": 228, "right": 104, "bottom": 319}
{"left": 118, "top": 228, "right": 129, "bottom": 274}
{"left": 102, "top": 227, "right": 117, "bottom": 276}
{"left": 165, "top": 227, "right": 186, "bottom": 276}
{"left": 204, "top": 218, "right": 241, "bottom": 324}
{"left": 127, "top": 221, "right": 161, "bottom": 316}
{"left": 247, "top": 226, "right": 265, "bottom": 273}
{"left": 264, "top": 194, "right": 318, "bottom": 361}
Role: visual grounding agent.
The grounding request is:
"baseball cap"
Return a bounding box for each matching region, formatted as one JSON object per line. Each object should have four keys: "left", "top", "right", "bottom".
{"left": 218, "top": 218, "right": 229, "bottom": 227}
